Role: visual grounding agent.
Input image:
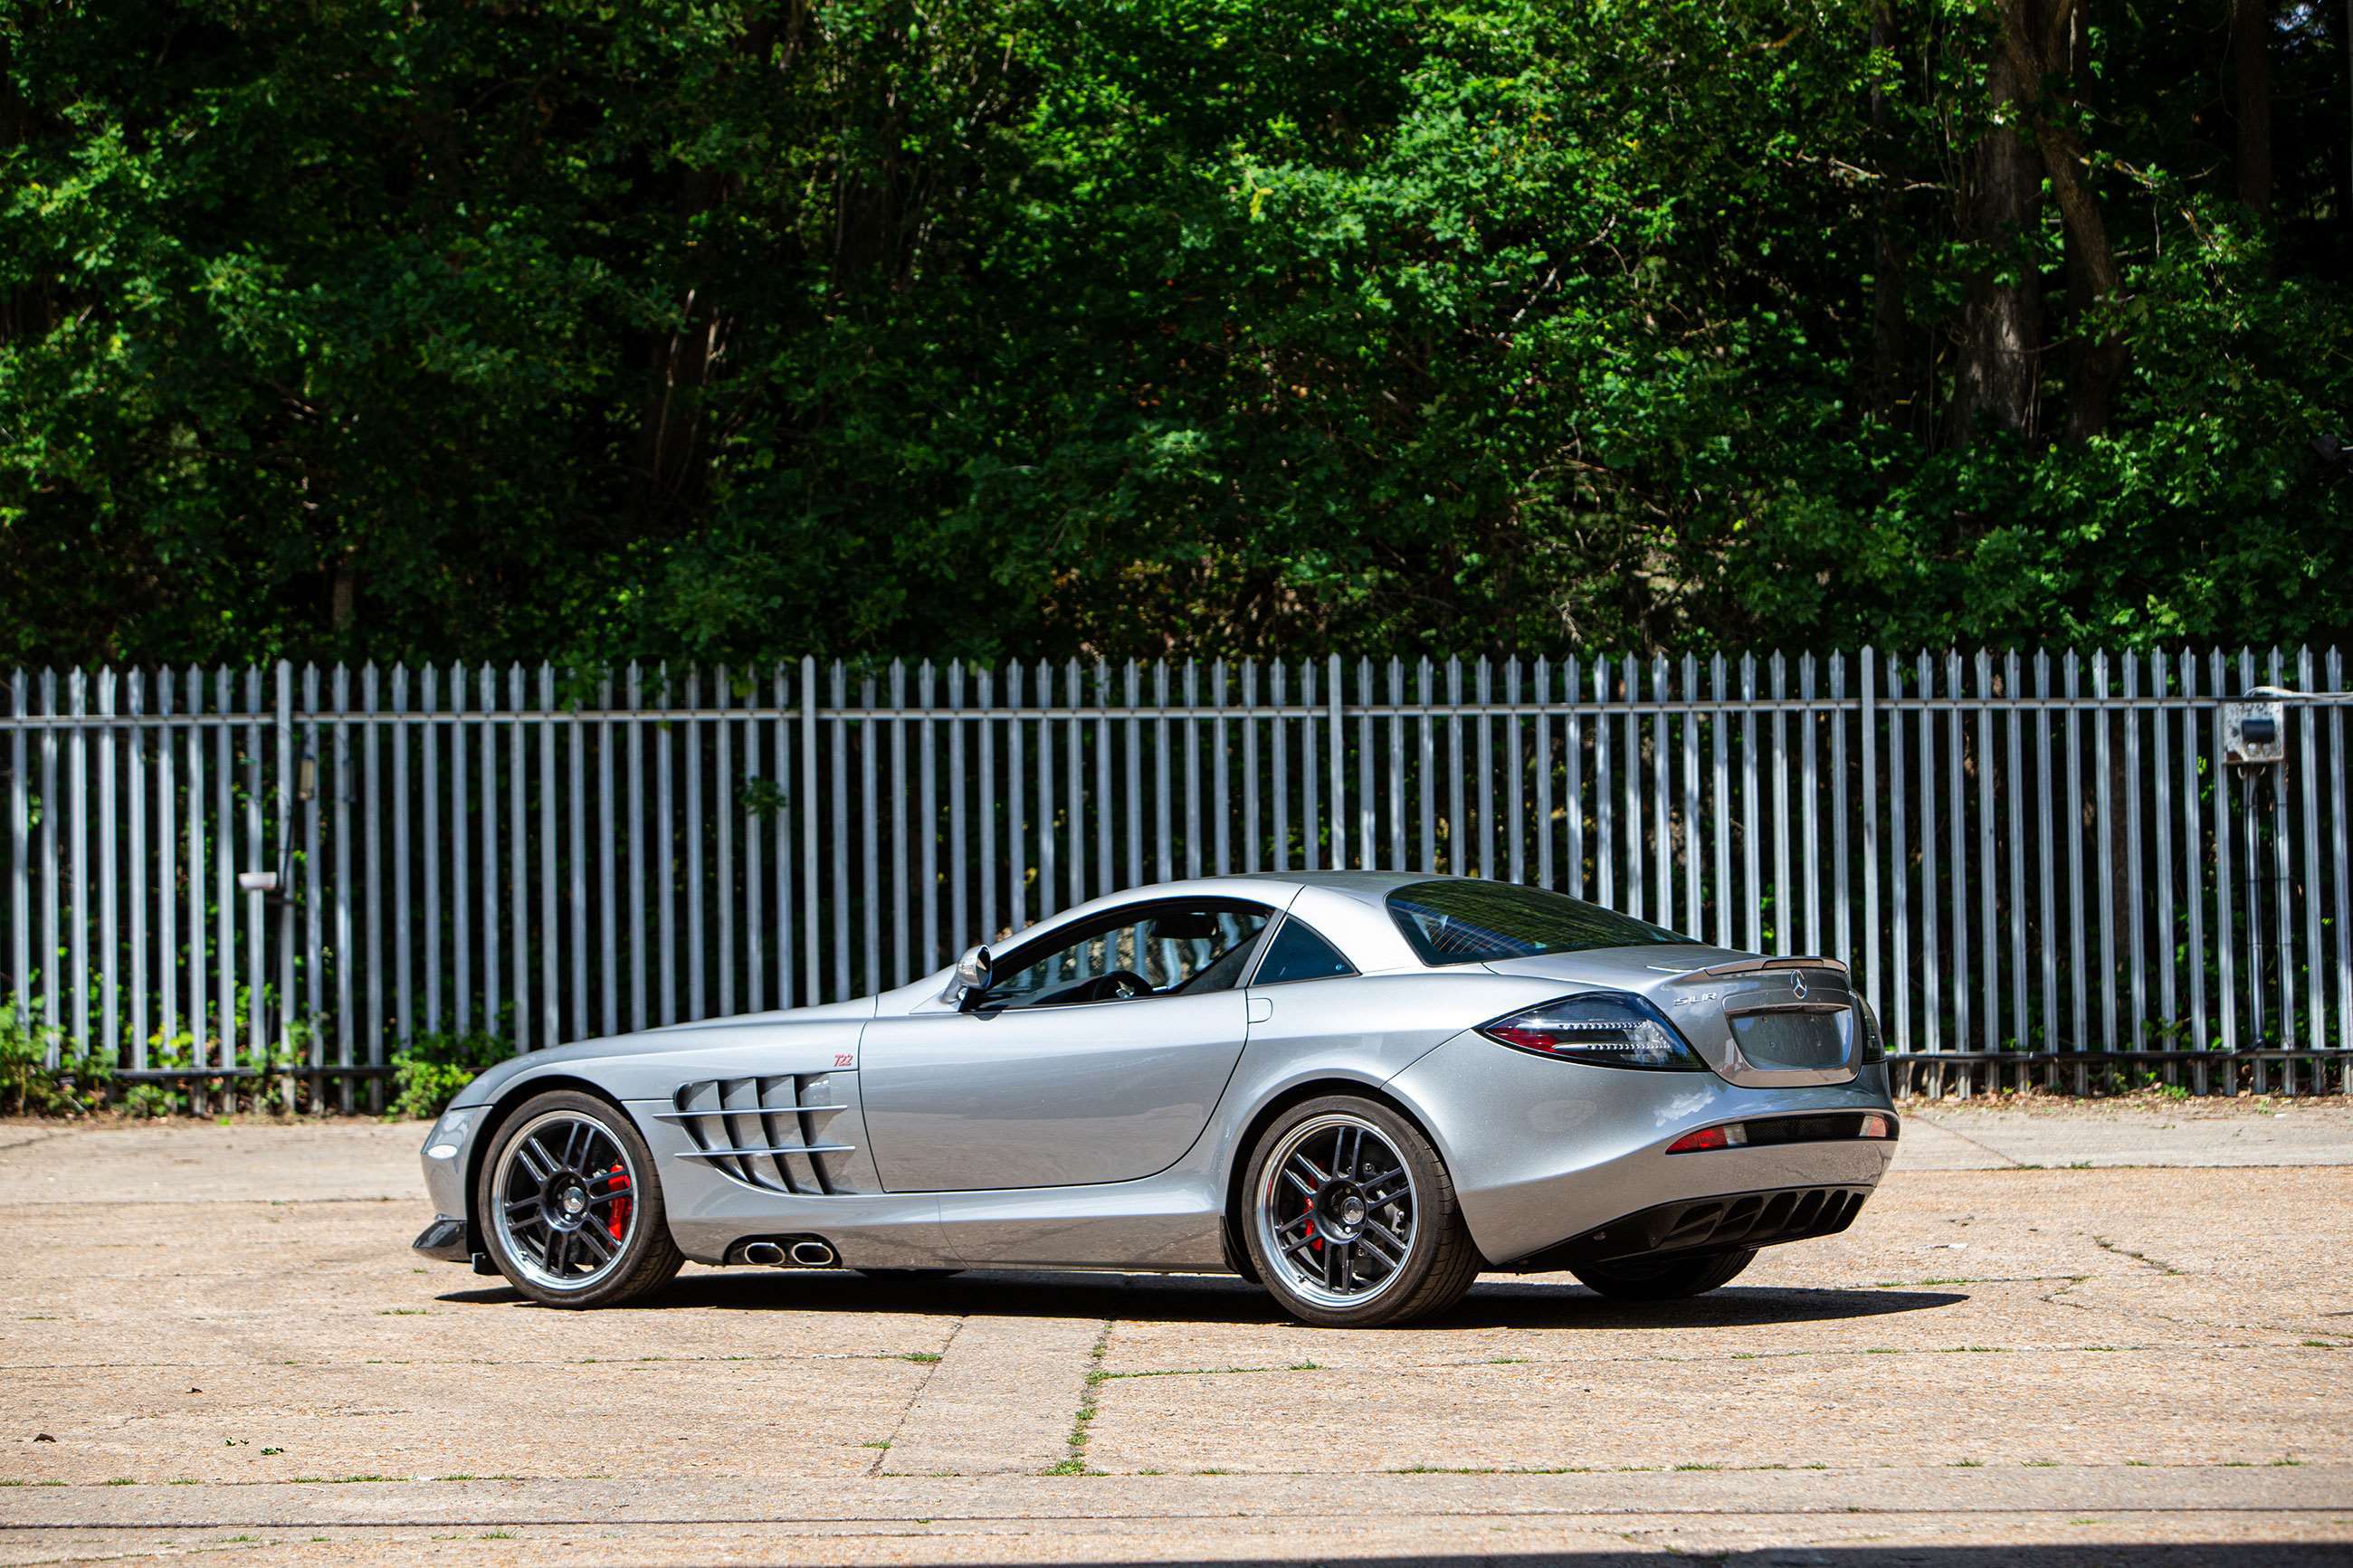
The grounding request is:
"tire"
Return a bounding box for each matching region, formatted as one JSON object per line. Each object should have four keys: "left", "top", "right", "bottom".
{"left": 1240, "top": 1094, "right": 1482, "bottom": 1328}
{"left": 476, "top": 1089, "right": 684, "bottom": 1308}
{"left": 1569, "top": 1248, "right": 1756, "bottom": 1301}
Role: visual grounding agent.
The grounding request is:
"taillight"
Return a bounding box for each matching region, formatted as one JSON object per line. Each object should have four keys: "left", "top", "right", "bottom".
{"left": 1669, "top": 1113, "right": 1900, "bottom": 1152}
{"left": 1477, "top": 993, "right": 1707, "bottom": 1071}
{"left": 1665, "top": 1124, "right": 1748, "bottom": 1154}
{"left": 1858, "top": 997, "right": 1887, "bottom": 1064}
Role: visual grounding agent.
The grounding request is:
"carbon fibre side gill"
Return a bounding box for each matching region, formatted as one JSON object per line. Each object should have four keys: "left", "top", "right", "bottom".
{"left": 659, "top": 1073, "right": 861, "bottom": 1195}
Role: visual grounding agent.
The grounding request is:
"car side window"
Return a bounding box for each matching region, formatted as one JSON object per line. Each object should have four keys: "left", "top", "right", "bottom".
{"left": 985, "top": 905, "right": 1272, "bottom": 1009}
{"left": 1250, "top": 917, "right": 1357, "bottom": 986}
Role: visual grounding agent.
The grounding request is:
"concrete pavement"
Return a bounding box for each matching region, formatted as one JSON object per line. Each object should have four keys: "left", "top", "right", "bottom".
{"left": 1, "top": 1098, "right": 2348, "bottom": 1563}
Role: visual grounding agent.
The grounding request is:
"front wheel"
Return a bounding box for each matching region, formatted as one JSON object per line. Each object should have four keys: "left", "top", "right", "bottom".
{"left": 1241, "top": 1096, "right": 1482, "bottom": 1327}
{"left": 477, "top": 1090, "right": 684, "bottom": 1308}
{"left": 1569, "top": 1248, "right": 1756, "bottom": 1301}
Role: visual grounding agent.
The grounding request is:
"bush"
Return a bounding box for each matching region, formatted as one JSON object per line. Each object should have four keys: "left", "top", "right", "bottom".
{"left": 0, "top": 1003, "right": 110, "bottom": 1116}
{"left": 390, "top": 1031, "right": 513, "bottom": 1119}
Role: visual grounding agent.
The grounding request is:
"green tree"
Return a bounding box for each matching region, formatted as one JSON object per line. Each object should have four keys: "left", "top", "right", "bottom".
{"left": 2, "top": 0, "right": 2346, "bottom": 669}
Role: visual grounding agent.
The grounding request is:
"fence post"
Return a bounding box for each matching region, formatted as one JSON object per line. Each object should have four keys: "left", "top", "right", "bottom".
{"left": 98, "top": 669, "right": 119, "bottom": 1071}
{"left": 801, "top": 656, "right": 820, "bottom": 1006}
{"left": 273, "top": 660, "right": 294, "bottom": 1111}
{"left": 1327, "top": 653, "right": 1347, "bottom": 870}
{"left": 7, "top": 670, "right": 24, "bottom": 1035}
{"left": 1858, "top": 649, "right": 1877, "bottom": 1019}
{"left": 2330, "top": 647, "right": 2349, "bottom": 1075}
{"left": 68, "top": 668, "right": 86, "bottom": 1063}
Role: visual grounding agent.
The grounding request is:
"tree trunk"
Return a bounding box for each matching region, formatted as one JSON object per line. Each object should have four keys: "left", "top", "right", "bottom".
{"left": 0, "top": 34, "right": 53, "bottom": 348}
{"left": 2230, "top": 0, "right": 2274, "bottom": 215}
{"left": 1945, "top": 24, "right": 2044, "bottom": 444}
{"left": 626, "top": 10, "right": 795, "bottom": 516}
{"left": 2057, "top": 7, "right": 2121, "bottom": 440}
{"left": 1867, "top": 4, "right": 1913, "bottom": 425}
{"left": 330, "top": 563, "right": 357, "bottom": 635}
{"left": 635, "top": 285, "right": 724, "bottom": 505}
{"left": 1994, "top": 0, "right": 2129, "bottom": 442}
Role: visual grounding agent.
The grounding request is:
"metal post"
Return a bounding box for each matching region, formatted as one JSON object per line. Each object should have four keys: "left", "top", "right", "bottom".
{"left": 1328, "top": 653, "right": 1348, "bottom": 870}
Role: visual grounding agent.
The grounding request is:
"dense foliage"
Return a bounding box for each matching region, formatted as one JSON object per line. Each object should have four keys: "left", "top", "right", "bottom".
{"left": 389, "top": 1030, "right": 513, "bottom": 1118}
{"left": 0, "top": 1002, "right": 106, "bottom": 1113}
{"left": 2, "top": 0, "right": 2347, "bottom": 669}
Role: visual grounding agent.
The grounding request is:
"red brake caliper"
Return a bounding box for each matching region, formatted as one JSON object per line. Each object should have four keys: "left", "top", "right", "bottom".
{"left": 606, "top": 1164, "right": 632, "bottom": 1240}
{"left": 1304, "top": 1214, "right": 1321, "bottom": 1252}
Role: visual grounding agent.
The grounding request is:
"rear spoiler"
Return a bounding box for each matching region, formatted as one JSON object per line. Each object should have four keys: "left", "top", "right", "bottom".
{"left": 1684, "top": 955, "right": 1852, "bottom": 1016}
{"left": 1691, "top": 955, "right": 1850, "bottom": 980}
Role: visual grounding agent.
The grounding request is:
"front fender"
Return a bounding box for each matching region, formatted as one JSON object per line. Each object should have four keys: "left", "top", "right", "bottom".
{"left": 448, "top": 1009, "right": 878, "bottom": 1109}
{"left": 431, "top": 1010, "right": 881, "bottom": 1259}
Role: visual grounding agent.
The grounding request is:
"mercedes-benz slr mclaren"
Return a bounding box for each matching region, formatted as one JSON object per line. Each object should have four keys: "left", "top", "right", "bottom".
{"left": 414, "top": 872, "right": 1898, "bottom": 1326}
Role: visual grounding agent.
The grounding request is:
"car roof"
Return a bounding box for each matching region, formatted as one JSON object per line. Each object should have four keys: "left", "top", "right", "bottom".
{"left": 1229, "top": 870, "right": 1457, "bottom": 893}
{"left": 982, "top": 870, "right": 1480, "bottom": 975}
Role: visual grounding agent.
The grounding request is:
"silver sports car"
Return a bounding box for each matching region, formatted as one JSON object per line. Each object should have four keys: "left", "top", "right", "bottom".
{"left": 414, "top": 872, "right": 1899, "bottom": 1326}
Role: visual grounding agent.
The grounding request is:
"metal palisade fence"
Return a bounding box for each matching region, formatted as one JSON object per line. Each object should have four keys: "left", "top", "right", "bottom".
{"left": 1, "top": 649, "right": 2347, "bottom": 1107}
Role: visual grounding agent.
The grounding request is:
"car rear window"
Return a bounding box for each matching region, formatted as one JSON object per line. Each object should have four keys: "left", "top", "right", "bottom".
{"left": 1386, "top": 879, "right": 1688, "bottom": 965}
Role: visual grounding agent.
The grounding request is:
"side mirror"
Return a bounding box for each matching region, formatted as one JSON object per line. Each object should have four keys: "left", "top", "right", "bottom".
{"left": 950, "top": 944, "right": 991, "bottom": 1012}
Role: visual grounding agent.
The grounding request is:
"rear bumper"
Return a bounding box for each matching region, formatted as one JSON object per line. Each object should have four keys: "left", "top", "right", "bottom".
{"left": 1388, "top": 1034, "right": 1897, "bottom": 1265}
{"left": 1505, "top": 1183, "right": 1872, "bottom": 1272}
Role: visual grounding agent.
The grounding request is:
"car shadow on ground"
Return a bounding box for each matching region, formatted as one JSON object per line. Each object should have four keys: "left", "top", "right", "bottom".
{"left": 438, "top": 1267, "right": 1966, "bottom": 1328}
{"left": 734, "top": 1555, "right": 2339, "bottom": 1568}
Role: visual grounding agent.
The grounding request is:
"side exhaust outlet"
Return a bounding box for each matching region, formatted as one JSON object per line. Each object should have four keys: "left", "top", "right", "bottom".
{"left": 735, "top": 1237, "right": 839, "bottom": 1269}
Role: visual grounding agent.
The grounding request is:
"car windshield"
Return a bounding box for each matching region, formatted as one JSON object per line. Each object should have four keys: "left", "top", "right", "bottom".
{"left": 1386, "top": 879, "right": 1689, "bottom": 965}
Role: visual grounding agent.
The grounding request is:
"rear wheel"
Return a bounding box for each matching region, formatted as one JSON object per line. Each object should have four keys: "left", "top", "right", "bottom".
{"left": 1242, "top": 1096, "right": 1481, "bottom": 1328}
{"left": 477, "top": 1090, "right": 683, "bottom": 1308}
{"left": 1569, "top": 1248, "right": 1756, "bottom": 1301}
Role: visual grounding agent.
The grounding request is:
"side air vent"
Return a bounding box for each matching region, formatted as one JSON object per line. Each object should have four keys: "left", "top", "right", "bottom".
{"left": 658, "top": 1075, "right": 854, "bottom": 1195}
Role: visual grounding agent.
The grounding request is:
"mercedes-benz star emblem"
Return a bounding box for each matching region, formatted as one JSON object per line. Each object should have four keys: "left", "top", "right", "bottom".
{"left": 1790, "top": 972, "right": 1809, "bottom": 1001}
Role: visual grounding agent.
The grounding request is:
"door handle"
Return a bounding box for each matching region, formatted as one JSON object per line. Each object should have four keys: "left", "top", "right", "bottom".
{"left": 1247, "top": 995, "right": 1273, "bottom": 1024}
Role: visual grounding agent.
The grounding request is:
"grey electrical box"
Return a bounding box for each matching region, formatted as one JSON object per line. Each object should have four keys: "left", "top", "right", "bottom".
{"left": 2222, "top": 690, "right": 2289, "bottom": 767}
